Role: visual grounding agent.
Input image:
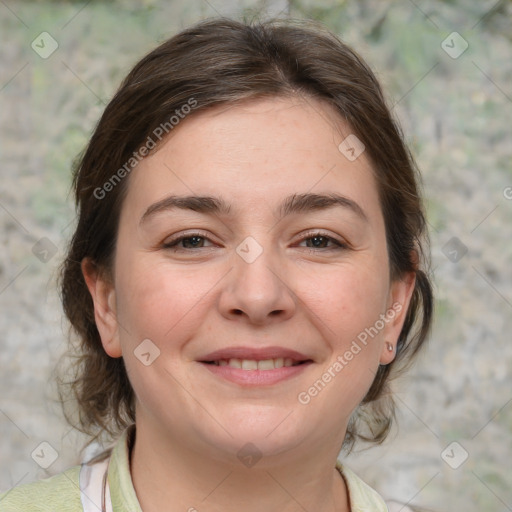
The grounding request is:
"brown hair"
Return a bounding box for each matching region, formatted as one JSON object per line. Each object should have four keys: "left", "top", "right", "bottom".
{"left": 59, "top": 17, "right": 433, "bottom": 451}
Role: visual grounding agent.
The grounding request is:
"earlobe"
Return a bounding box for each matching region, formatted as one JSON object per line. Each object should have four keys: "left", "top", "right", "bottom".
{"left": 81, "top": 258, "right": 122, "bottom": 358}
{"left": 379, "top": 270, "right": 416, "bottom": 365}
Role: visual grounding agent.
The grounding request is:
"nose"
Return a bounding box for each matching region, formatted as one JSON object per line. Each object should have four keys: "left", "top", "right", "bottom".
{"left": 218, "top": 240, "right": 296, "bottom": 326}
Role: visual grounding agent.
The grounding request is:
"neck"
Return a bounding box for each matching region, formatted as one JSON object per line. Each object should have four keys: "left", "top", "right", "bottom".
{"left": 129, "top": 422, "right": 350, "bottom": 512}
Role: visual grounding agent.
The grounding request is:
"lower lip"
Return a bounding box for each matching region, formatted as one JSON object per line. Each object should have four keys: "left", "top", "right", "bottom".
{"left": 199, "top": 362, "right": 312, "bottom": 386}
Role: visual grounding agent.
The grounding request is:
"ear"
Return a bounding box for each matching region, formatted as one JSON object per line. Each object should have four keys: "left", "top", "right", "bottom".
{"left": 81, "top": 258, "right": 122, "bottom": 358}
{"left": 379, "top": 269, "right": 416, "bottom": 365}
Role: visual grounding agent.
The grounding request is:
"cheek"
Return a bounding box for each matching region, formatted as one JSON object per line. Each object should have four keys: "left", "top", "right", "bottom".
{"left": 112, "top": 258, "right": 217, "bottom": 410}
{"left": 294, "top": 262, "right": 389, "bottom": 408}
{"left": 296, "top": 260, "right": 389, "bottom": 343}
{"left": 114, "top": 256, "right": 217, "bottom": 348}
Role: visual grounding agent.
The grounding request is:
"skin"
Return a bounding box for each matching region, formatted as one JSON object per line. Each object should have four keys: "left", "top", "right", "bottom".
{"left": 83, "top": 96, "right": 415, "bottom": 512}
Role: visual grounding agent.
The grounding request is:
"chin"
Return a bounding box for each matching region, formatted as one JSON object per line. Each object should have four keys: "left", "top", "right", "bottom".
{"left": 196, "top": 405, "right": 310, "bottom": 465}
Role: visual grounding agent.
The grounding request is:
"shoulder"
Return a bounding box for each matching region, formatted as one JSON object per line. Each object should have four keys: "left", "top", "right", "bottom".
{"left": 0, "top": 466, "right": 82, "bottom": 512}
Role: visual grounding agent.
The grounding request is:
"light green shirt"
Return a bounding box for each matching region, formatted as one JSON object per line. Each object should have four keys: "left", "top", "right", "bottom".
{"left": 0, "top": 428, "right": 388, "bottom": 511}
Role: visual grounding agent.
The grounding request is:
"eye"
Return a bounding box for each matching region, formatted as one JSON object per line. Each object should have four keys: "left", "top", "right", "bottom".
{"left": 296, "top": 231, "right": 348, "bottom": 251}
{"left": 162, "top": 232, "right": 215, "bottom": 250}
{"left": 161, "top": 230, "right": 348, "bottom": 252}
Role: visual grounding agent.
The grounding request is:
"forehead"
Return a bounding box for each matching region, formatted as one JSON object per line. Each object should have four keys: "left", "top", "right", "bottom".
{"left": 123, "top": 96, "right": 381, "bottom": 222}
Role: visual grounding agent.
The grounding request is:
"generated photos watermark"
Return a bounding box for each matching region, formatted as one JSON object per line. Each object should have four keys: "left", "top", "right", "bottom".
{"left": 93, "top": 97, "right": 198, "bottom": 200}
{"left": 297, "top": 301, "right": 402, "bottom": 405}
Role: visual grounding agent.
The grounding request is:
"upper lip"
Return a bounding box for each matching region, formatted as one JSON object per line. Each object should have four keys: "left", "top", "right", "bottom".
{"left": 199, "top": 346, "right": 312, "bottom": 363}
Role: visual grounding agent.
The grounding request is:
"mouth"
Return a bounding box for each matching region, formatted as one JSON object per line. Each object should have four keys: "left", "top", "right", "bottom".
{"left": 201, "top": 357, "right": 311, "bottom": 370}
{"left": 197, "top": 346, "right": 313, "bottom": 386}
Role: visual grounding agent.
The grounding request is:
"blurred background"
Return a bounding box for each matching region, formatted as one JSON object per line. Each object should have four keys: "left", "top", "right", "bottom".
{"left": 0, "top": 0, "right": 511, "bottom": 510}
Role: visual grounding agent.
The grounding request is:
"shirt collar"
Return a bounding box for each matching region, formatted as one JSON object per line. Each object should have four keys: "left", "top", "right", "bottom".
{"left": 108, "top": 425, "right": 142, "bottom": 512}
{"left": 107, "top": 425, "right": 388, "bottom": 512}
{"left": 336, "top": 460, "right": 389, "bottom": 511}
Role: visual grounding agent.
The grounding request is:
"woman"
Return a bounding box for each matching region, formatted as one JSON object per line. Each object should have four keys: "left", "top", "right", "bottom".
{"left": 1, "top": 17, "right": 433, "bottom": 511}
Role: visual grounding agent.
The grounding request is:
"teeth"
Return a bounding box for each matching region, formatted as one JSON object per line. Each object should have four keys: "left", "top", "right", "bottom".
{"left": 211, "top": 357, "right": 301, "bottom": 370}
{"left": 241, "top": 359, "right": 258, "bottom": 370}
{"left": 257, "top": 359, "right": 275, "bottom": 370}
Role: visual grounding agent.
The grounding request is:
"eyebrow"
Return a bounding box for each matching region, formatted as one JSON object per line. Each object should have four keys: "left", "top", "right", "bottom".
{"left": 139, "top": 192, "right": 368, "bottom": 225}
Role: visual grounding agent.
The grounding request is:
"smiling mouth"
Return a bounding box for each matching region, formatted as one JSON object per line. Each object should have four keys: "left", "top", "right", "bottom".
{"left": 202, "top": 358, "right": 311, "bottom": 370}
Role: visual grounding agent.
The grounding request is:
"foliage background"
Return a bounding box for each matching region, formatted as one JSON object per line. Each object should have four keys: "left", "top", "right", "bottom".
{"left": 1, "top": 0, "right": 511, "bottom": 510}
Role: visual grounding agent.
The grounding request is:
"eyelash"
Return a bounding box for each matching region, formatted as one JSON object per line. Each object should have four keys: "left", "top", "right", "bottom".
{"left": 162, "top": 230, "right": 348, "bottom": 253}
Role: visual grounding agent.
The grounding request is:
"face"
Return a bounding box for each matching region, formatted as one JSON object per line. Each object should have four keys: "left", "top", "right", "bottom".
{"left": 84, "top": 96, "right": 414, "bottom": 464}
